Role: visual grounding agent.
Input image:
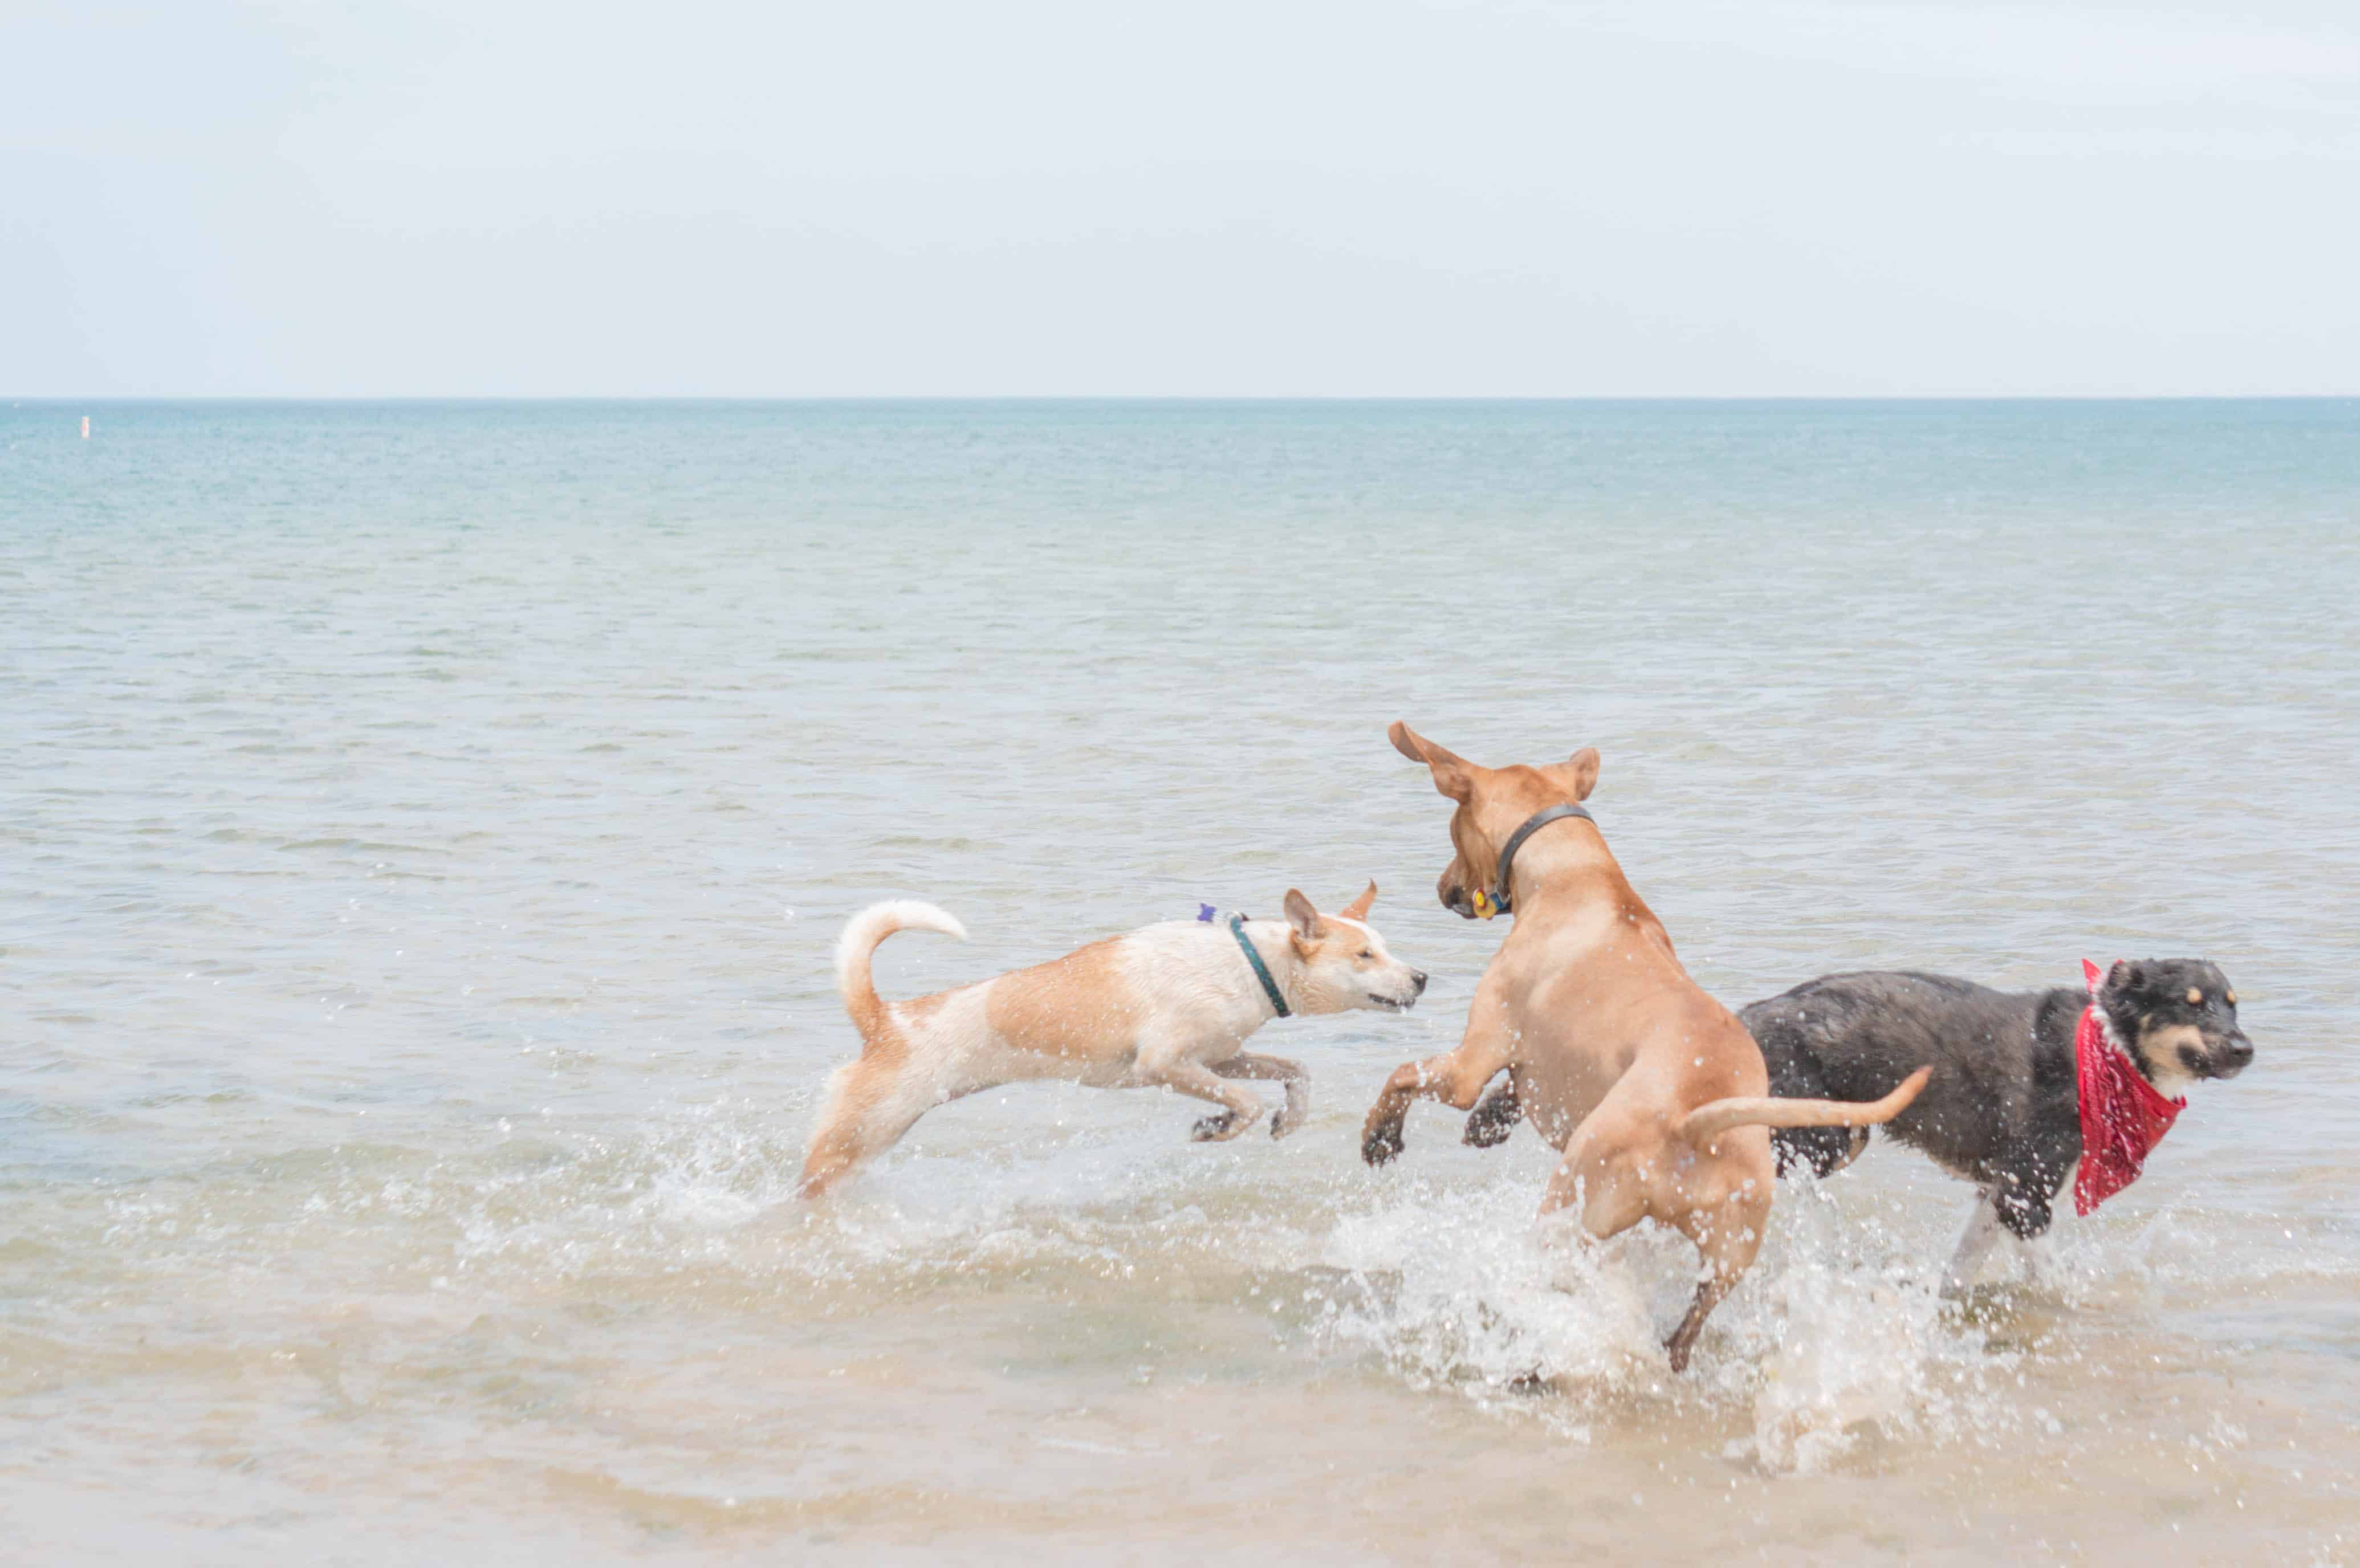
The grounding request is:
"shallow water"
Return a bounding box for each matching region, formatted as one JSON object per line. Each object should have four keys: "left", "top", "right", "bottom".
{"left": 5, "top": 399, "right": 2358, "bottom": 1562}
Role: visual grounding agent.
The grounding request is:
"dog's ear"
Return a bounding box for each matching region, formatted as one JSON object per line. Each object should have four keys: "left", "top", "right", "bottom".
{"left": 1389, "top": 721, "right": 1475, "bottom": 801}
{"left": 1283, "top": 889, "right": 1324, "bottom": 944}
{"left": 2107, "top": 959, "right": 2145, "bottom": 993}
{"left": 1554, "top": 746, "right": 1601, "bottom": 801}
{"left": 1340, "top": 880, "right": 1377, "bottom": 921}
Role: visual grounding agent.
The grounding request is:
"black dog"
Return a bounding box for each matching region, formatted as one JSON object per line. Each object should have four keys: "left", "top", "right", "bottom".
{"left": 1464, "top": 959, "right": 2253, "bottom": 1294}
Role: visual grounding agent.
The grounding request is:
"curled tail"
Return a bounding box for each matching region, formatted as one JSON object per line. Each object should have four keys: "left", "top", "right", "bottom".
{"left": 1681, "top": 1065, "right": 1932, "bottom": 1146}
{"left": 835, "top": 899, "right": 967, "bottom": 1050}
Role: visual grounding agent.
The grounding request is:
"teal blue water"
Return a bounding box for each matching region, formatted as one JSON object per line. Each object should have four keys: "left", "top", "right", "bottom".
{"left": 4, "top": 401, "right": 2358, "bottom": 1562}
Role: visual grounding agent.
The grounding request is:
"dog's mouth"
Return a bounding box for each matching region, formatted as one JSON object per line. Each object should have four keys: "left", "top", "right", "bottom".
{"left": 1373, "top": 992, "right": 1421, "bottom": 1012}
{"left": 2183, "top": 1035, "right": 2254, "bottom": 1081}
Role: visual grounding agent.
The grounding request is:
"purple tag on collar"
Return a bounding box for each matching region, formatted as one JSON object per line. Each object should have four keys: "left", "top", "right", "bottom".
{"left": 1197, "top": 903, "right": 1218, "bottom": 923}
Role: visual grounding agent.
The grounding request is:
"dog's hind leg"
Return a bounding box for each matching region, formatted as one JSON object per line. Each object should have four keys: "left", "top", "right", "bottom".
{"left": 1663, "top": 1184, "right": 1772, "bottom": 1375}
{"left": 799, "top": 1058, "right": 932, "bottom": 1199}
{"left": 1537, "top": 1087, "right": 1776, "bottom": 1374}
{"left": 1462, "top": 1076, "right": 1521, "bottom": 1148}
{"left": 1535, "top": 1134, "right": 1651, "bottom": 1238}
{"left": 1939, "top": 1195, "right": 2005, "bottom": 1299}
{"left": 1210, "top": 1053, "right": 1309, "bottom": 1138}
{"left": 1536, "top": 1120, "right": 1771, "bottom": 1373}
{"left": 1159, "top": 1060, "right": 1268, "bottom": 1142}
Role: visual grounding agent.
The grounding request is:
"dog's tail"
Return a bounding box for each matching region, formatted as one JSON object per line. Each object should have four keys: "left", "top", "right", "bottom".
{"left": 835, "top": 900, "right": 967, "bottom": 1050}
{"left": 1679, "top": 1066, "right": 1932, "bottom": 1146}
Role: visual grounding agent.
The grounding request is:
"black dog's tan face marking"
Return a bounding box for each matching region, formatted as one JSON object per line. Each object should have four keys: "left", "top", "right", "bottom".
{"left": 2102, "top": 958, "right": 2255, "bottom": 1092}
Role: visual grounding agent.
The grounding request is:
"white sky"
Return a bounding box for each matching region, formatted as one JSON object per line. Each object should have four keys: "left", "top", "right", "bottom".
{"left": 6, "top": 1, "right": 2358, "bottom": 396}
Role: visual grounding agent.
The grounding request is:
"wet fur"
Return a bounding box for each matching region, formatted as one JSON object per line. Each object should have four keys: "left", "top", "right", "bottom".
{"left": 1361, "top": 724, "right": 1927, "bottom": 1372}
{"left": 800, "top": 884, "right": 1425, "bottom": 1198}
{"left": 1464, "top": 958, "right": 2254, "bottom": 1294}
{"left": 1743, "top": 959, "right": 2253, "bottom": 1292}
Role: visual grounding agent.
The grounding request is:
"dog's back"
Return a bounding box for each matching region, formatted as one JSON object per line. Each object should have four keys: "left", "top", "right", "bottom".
{"left": 1742, "top": 971, "right": 2082, "bottom": 1188}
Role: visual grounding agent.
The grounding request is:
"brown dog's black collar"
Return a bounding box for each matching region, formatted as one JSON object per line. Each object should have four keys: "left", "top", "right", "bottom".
{"left": 1491, "top": 803, "right": 1593, "bottom": 915}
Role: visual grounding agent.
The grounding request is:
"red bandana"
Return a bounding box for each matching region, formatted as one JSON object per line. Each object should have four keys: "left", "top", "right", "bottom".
{"left": 2073, "top": 958, "right": 2186, "bottom": 1216}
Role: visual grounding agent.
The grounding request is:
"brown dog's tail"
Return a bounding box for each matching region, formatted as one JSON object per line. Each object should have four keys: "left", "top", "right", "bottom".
{"left": 1680, "top": 1066, "right": 1932, "bottom": 1146}
{"left": 835, "top": 900, "right": 967, "bottom": 1050}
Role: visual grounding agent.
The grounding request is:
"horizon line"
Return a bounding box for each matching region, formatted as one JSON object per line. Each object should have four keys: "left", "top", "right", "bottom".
{"left": 10, "top": 393, "right": 2359, "bottom": 405}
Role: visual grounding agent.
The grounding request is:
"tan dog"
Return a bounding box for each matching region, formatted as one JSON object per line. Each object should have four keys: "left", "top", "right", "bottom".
{"left": 801, "top": 885, "right": 1426, "bottom": 1198}
{"left": 1361, "top": 724, "right": 1927, "bottom": 1371}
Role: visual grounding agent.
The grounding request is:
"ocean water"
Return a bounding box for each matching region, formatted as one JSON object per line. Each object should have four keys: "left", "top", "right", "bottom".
{"left": 3, "top": 399, "right": 2357, "bottom": 1563}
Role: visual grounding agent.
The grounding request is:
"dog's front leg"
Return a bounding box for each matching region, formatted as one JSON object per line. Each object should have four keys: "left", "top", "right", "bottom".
{"left": 1159, "top": 1060, "right": 1268, "bottom": 1142}
{"left": 1462, "top": 1077, "right": 1521, "bottom": 1148}
{"left": 1360, "top": 994, "right": 1512, "bottom": 1166}
{"left": 2012, "top": 1228, "right": 2064, "bottom": 1292}
{"left": 1211, "top": 1053, "right": 1310, "bottom": 1139}
{"left": 1939, "top": 1195, "right": 2004, "bottom": 1300}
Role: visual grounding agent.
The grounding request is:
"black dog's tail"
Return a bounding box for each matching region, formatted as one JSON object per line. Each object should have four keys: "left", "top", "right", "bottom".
{"left": 1681, "top": 1066, "right": 1931, "bottom": 1146}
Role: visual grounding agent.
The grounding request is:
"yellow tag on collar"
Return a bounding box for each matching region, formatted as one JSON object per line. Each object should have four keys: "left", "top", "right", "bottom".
{"left": 1471, "top": 888, "right": 1499, "bottom": 919}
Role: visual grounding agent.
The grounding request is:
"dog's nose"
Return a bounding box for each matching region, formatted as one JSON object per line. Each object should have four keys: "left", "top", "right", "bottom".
{"left": 2219, "top": 1034, "right": 2254, "bottom": 1073}
{"left": 1410, "top": 970, "right": 1429, "bottom": 995}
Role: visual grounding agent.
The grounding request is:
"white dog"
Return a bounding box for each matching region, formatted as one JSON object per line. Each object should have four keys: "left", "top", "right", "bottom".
{"left": 799, "top": 883, "right": 1425, "bottom": 1196}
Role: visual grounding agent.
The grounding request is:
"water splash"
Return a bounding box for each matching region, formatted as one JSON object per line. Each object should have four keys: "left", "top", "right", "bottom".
{"left": 1306, "top": 1167, "right": 2057, "bottom": 1475}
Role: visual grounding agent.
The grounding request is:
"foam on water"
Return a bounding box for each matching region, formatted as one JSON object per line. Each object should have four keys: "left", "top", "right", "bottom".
{"left": 78, "top": 1084, "right": 2339, "bottom": 1484}
{"left": 1304, "top": 1156, "right": 2054, "bottom": 1473}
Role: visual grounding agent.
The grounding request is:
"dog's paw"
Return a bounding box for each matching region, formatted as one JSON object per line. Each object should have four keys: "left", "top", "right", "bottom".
{"left": 1462, "top": 1112, "right": 1513, "bottom": 1148}
{"left": 1193, "top": 1106, "right": 1262, "bottom": 1142}
{"left": 1462, "top": 1084, "right": 1521, "bottom": 1147}
{"left": 1361, "top": 1126, "right": 1405, "bottom": 1166}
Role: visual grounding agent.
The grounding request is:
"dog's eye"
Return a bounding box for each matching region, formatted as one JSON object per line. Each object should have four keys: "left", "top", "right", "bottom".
{"left": 1358, "top": 948, "right": 1372, "bottom": 960}
{"left": 2186, "top": 987, "right": 2204, "bottom": 1006}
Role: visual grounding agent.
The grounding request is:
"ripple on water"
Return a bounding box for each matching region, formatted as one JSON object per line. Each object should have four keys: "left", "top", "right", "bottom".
{"left": 5, "top": 399, "right": 2358, "bottom": 1558}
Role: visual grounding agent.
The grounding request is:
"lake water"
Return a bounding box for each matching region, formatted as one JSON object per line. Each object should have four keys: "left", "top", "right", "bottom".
{"left": 5, "top": 399, "right": 2357, "bottom": 1563}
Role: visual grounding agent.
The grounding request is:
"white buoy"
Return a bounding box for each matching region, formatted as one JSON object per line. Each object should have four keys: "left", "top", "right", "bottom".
{"left": 81, "top": 416, "right": 90, "bottom": 439}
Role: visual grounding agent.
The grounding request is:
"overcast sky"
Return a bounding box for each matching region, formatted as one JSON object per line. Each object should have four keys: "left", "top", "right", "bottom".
{"left": 6, "top": 1, "right": 2357, "bottom": 396}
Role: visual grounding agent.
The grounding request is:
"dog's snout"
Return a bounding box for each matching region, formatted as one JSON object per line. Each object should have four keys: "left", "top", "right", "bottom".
{"left": 1410, "top": 970, "right": 1429, "bottom": 995}
{"left": 2218, "top": 1033, "right": 2255, "bottom": 1075}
